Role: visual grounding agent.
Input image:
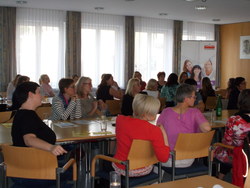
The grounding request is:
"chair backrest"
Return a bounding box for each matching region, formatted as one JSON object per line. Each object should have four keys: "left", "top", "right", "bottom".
{"left": 127, "top": 140, "right": 159, "bottom": 170}
{"left": 0, "top": 92, "right": 7, "bottom": 98}
{"left": 35, "top": 106, "right": 52, "bottom": 119}
{"left": 0, "top": 111, "right": 13, "bottom": 123}
{"left": 2, "top": 144, "right": 58, "bottom": 180}
{"left": 106, "top": 100, "right": 121, "bottom": 116}
{"left": 205, "top": 96, "right": 217, "bottom": 110}
{"left": 174, "top": 130, "right": 215, "bottom": 160}
{"left": 215, "top": 89, "right": 227, "bottom": 99}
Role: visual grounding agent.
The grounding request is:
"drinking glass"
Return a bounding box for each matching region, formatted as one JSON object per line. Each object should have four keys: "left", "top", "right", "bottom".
{"left": 110, "top": 171, "right": 121, "bottom": 188}
{"left": 100, "top": 120, "right": 108, "bottom": 132}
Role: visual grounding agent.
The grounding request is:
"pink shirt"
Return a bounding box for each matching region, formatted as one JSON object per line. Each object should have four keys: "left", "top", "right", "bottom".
{"left": 157, "top": 107, "right": 208, "bottom": 151}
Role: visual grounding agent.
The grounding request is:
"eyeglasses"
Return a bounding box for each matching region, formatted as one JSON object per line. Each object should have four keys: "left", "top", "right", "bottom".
{"left": 189, "top": 96, "right": 197, "bottom": 100}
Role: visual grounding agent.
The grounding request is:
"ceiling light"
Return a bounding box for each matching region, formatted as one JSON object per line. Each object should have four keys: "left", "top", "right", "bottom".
{"left": 16, "top": 0, "right": 27, "bottom": 5}
{"left": 195, "top": 5, "right": 207, "bottom": 10}
{"left": 159, "top": 13, "right": 168, "bottom": 16}
{"left": 94, "top": 7, "right": 104, "bottom": 10}
{"left": 212, "top": 19, "right": 221, "bottom": 22}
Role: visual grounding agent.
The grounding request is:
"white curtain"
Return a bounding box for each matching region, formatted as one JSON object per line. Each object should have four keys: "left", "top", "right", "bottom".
{"left": 134, "top": 17, "right": 174, "bottom": 83}
{"left": 16, "top": 8, "right": 66, "bottom": 88}
{"left": 81, "top": 12, "right": 125, "bottom": 88}
{"left": 183, "top": 21, "right": 215, "bottom": 41}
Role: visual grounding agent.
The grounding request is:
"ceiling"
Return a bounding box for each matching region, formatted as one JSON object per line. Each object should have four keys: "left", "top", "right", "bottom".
{"left": 1, "top": 0, "right": 250, "bottom": 24}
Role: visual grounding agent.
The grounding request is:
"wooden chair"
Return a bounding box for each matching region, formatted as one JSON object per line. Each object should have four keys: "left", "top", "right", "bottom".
{"left": 0, "top": 111, "right": 13, "bottom": 123}
{"left": 91, "top": 140, "right": 162, "bottom": 188}
{"left": 0, "top": 144, "right": 77, "bottom": 188}
{"left": 162, "top": 130, "right": 215, "bottom": 181}
{"left": 215, "top": 89, "right": 227, "bottom": 99}
{"left": 105, "top": 100, "right": 121, "bottom": 116}
{"left": 35, "top": 106, "right": 52, "bottom": 119}
{"left": 205, "top": 96, "right": 217, "bottom": 110}
{"left": 0, "top": 92, "right": 7, "bottom": 98}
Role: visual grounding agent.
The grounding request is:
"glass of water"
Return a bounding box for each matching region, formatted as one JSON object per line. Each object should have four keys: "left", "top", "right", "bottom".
{"left": 110, "top": 171, "right": 121, "bottom": 188}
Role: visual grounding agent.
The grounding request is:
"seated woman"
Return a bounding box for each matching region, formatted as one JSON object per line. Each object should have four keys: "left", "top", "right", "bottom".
{"left": 6, "top": 74, "right": 21, "bottom": 100}
{"left": 76, "top": 76, "right": 107, "bottom": 117}
{"left": 214, "top": 89, "right": 250, "bottom": 179}
{"left": 51, "top": 78, "right": 81, "bottom": 120}
{"left": 199, "top": 77, "right": 216, "bottom": 104}
{"left": 121, "top": 78, "right": 141, "bottom": 116}
{"left": 227, "top": 77, "right": 246, "bottom": 109}
{"left": 133, "top": 71, "right": 147, "bottom": 91}
{"left": 143, "top": 79, "right": 159, "bottom": 98}
{"left": 160, "top": 73, "right": 179, "bottom": 107}
{"left": 11, "top": 82, "right": 68, "bottom": 187}
{"left": 39, "top": 74, "right": 55, "bottom": 97}
{"left": 157, "top": 72, "right": 167, "bottom": 92}
{"left": 157, "top": 83, "right": 211, "bottom": 168}
{"left": 96, "top": 74, "right": 123, "bottom": 102}
{"left": 113, "top": 94, "right": 170, "bottom": 176}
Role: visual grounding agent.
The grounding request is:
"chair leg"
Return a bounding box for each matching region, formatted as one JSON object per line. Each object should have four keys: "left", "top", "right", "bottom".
{"left": 158, "top": 162, "right": 162, "bottom": 183}
{"left": 56, "top": 168, "right": 61, "bottom": 188}
{"left": 91, "top": 177, "right": 95, "bottom": 188}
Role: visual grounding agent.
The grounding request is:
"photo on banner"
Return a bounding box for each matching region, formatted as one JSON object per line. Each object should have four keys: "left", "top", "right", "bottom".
{"left": 180, "top": 41, "right": 217, "bottom": 89}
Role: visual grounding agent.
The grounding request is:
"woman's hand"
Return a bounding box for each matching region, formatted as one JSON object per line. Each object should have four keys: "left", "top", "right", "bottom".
{"left": 50, "top": 145, "right": 67, "bottom": 156}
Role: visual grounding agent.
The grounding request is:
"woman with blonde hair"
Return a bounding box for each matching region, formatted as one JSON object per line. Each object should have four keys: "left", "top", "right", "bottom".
{"left": 113, "top": 94, "right": 170, "bottom": 176}
{"left": 121, "top": 78, "right": 141, "bottom": 116}
{"left": 6, "top": 74, "right": 21, "bottom": 100}
{"left": 39, "top": 74, "right": 55, "bottom": 97}
{"left": 182, "top": 59, "right": 193, "bottom": 78}
{"left": 76, "top": 76, "right": 106, "bottom": 117}
{"left": 143, "top": 78, "right": 159, "bottom": 98}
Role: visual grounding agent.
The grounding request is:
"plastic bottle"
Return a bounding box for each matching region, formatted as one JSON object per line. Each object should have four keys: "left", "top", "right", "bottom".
{"left": 216, "top": 95, "right": 222, "bottom": 117}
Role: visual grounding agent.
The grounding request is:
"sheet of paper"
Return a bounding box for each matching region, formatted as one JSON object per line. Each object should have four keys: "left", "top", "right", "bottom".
{"left": 54, "top": 122, "right": 77, "bottom": 128}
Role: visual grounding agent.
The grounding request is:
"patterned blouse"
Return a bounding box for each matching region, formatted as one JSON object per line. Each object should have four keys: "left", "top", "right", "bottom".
{"left": 214, "top": 115, "right": 250, "bottom": 164}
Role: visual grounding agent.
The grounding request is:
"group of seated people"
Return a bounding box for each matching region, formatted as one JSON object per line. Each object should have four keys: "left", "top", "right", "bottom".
{"left": 4, "top": 70, "right": 250, "bottom": 187}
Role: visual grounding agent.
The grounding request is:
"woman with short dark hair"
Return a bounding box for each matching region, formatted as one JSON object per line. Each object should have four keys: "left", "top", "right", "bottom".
{"left": 51, "top": 78, "right": 81, "bottom": 120}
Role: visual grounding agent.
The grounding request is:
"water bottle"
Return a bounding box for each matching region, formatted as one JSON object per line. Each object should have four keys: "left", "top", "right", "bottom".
{"left": 216, "top": 95, "right": 222, "bottom": 117}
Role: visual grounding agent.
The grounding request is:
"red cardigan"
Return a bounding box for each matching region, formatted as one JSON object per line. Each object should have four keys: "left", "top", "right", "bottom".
{"left": 114, "top": 115, "right": 170, "bottom": 170}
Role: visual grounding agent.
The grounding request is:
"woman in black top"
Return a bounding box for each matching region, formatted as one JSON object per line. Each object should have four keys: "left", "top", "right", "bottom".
{"left": 199, "top": 77, "right": 216, "bottom": 104}
{"left": 11, "top": 82, "right": 69, "bottom": 187}
{"left": 121, "top": 78, "right": 141, "bottom": 116}
{"left": 227, "top": 77, "right": 247, "bottom": 109}
{"left": 96, "top": 74, "right": 123, "bottom": 102}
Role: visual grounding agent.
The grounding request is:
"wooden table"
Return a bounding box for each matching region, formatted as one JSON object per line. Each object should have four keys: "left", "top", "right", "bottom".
{"left": 139, "top": 175, "right": 239, "bottom": 188}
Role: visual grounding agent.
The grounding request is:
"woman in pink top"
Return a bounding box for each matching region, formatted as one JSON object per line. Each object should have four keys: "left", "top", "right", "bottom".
{"left": 157, "top": 83, "right": 211, "bottom": 168}
{"left": 39, "top": 74, "right": 55, "bottom": 97}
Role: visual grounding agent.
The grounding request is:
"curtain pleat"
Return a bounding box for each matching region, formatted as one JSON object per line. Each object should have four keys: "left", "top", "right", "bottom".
{"left": 125, "top": 16, "right": 134, "bottom": 84}
{"left": 0, "top": 7, "right": 16, "bottom": 91}
{"left": 173, "top": 20, "right": 183, "bottom": 75}
{"left": 66, "top": 11, "right": 81, "bottom": 78}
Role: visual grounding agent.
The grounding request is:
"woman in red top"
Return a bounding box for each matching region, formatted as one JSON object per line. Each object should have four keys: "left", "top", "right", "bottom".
{"left": 113, "top": 94, "right": 170, "bottom": 177}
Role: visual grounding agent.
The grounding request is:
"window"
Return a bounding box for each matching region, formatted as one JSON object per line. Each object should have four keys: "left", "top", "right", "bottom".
{"left": 134, "top": 17, "right": 174, "bottom": 82}
{"left": 183, "top": 21, "right": 215, "bottom": 41}
{"left": 16, "top": 8, "right": 66, "bottom": 88}
{"left": 81, "top": 13, "right": 125, "bottom": 88}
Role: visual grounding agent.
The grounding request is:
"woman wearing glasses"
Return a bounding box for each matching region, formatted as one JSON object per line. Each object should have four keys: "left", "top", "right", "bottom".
{"left": 51, "top": 78, "right": 82, "bottom": 120}
{"left": 76, "top": 76, "right": 107, "bottom": 117}
{"left": 157, "top": 83, "right": 211, "bottom": 168}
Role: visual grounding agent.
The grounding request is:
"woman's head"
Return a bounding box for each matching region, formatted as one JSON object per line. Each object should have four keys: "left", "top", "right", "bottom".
{"left": 146, "top": 79, "right": 158, "bottom": 91}
{"left": 202, "top": 77, "right": 213, "bottom": 90}
{"left": 58, "top": 78, "right": 75, "bottom": 95}
{"left": 238, "top": 89, "right": 250, "bottom": 113}
{"left": 76, "top": 76, "right": 92, "bottom": 97}
{"left": 132, "top": 94, "right": 160, "bottom": 120}
{"left": 125, "top": 78, "right": 140, "bottom": 96}
{"left": 157, "top": 72, "right": 166, "bottom": 81}
{"left": 12, "top": 82, "right": 40, "bottom": 110}
{"left": 16, "top": 76, "right": 30, "bottom": 86}
{"left": 99, "top": 74, "right": 113, "bottom": 87}
{"left": 179, "top": 72, "right": 188, "bottom": 84}
{"left": 235, "top": 77, "right": 246, "bottom": 91}
{"left": 191, "top": 65, "right": 202, "bottom": 81}
{"left": 39, "top": 74, "right": 50, "bottom": 85}
{"left": 13, "top": 74, "right": 21, "bottom": 87}
{"left": 133, "top": 71, "right": 142, "bottom": 80}
{"left": 176, "top": 83, "right": 196, "bottom": 104}
{"left": 72, "top": 74, "right": 79, "bottom": 83}
{"left": 166, "top": 73, "right": 178, "bottom": 86}
{"left": 227, "top": 78, "right": 235, "bottom": 89}
{"left": 183, "top": 60, "right": 193, "bottom": 73}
